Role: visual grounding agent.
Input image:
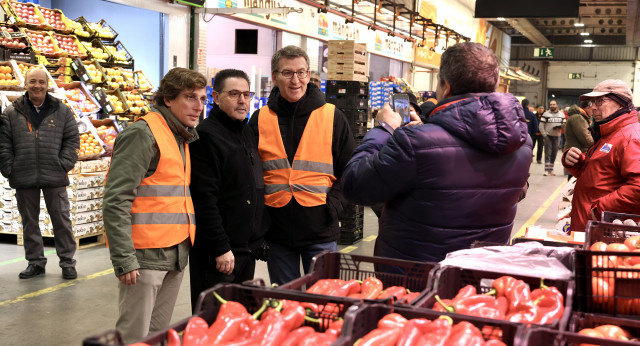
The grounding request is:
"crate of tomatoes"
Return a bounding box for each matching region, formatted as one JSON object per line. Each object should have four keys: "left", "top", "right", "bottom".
{"left": 575, "top": 220, "right": 640, "bottom": 317}
{"left": 413, "top": 266, "right": 574, "bottom": 331}
{"left": 277, "top": 251, "right": 437, "bottom": 306}
{"left": 83, "top": 283, "right": 358, "bottom": 346}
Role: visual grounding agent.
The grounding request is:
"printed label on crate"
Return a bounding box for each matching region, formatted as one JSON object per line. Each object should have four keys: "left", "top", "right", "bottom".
{"left": 70, "top": 58, "right": 91, "bottom": 83}
{"left": 71, "top": 199, "right": 102, "bottom": 213}
{"left": 75, "top": 187, "right": 103, "bottom": 201}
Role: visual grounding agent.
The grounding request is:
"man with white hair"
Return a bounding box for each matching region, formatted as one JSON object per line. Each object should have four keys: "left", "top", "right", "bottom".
{"left": 563, "top": 79, "right": 640, "bottom": 233}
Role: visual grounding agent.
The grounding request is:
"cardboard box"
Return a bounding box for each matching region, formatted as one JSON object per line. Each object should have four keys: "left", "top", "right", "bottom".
{"left": 327, "top": 71, "right": 368, "bottom": 82}
{"left": 75, "top": 187, "right": 103, "bottom": 201}
{"left": 69, "top": 173, "right": 106, "bottom": 190}
{"left": 71, "top": 198, "right": 102, "bottom": 213}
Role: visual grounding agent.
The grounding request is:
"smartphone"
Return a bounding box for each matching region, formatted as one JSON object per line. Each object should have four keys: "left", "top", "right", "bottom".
{"left": 390, "top": 93, "right": 411, "bottom": 125}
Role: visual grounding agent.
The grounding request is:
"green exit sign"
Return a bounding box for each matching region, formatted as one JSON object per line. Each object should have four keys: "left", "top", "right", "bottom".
{"left": 534, "top": 47, "right": 554, "bottom": 58}
{"left": 569, "top": 73, "right": 582, "bottom": 79}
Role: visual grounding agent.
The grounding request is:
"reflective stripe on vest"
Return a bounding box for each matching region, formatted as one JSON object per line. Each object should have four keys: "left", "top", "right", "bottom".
{"left": 128, "top": 112, "right": 195, "bottom": 249}
{"left": 257, "top": 104, "right": 336, "bottom": 207}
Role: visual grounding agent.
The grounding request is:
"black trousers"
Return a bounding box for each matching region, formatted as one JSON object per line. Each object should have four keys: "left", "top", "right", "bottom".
{"left": 188, "top": 250, "right": 255, "bottom": 312}
{"left": 533, "top": 134, "right": 544, "bottom": 163}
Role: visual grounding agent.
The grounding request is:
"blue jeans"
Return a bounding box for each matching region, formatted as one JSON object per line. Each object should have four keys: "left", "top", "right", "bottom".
{"left": 267, "top": 241, "right": 337, "bottom": 285}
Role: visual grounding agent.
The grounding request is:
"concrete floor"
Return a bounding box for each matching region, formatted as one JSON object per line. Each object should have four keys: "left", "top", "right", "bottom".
{"left": 0, "top": 150, "right": 569, "bottom": 346}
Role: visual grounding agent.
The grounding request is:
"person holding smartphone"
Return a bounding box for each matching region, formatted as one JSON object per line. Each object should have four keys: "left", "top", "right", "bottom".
{"left": 342, "top": 42, "right": 532, "bottom": 267}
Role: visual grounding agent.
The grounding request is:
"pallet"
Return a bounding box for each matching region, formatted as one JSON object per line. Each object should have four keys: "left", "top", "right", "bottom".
{"left": 15, "top": 232, "right": 105, "bottom": 249}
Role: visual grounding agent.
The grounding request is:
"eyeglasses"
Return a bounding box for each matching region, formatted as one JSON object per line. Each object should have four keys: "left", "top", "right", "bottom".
{"left": 588, "top": 98, "right": 612, "bottom": 107}
{"left": 183, "top": 93, "right": 209, "bottom": 106}
{"left": 278, "top": 70, "right": 309, "bottom": 80}
{"left": 310, "top": 78, "right": 320, "bottom": 84}
{"left": 220, "top": 90, "right": 255, "bottom": 100}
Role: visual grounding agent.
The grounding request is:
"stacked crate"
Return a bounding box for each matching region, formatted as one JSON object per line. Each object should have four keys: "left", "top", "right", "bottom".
{"left": 325, "top": 79, "right": 369, "bottom": 245}
{"left": 327, "top": 40, "right": 368, "bottom": 83}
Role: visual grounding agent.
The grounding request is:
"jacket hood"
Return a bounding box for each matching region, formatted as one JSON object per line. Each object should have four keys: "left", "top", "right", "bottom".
{"left": 266, "top": 83, "right": 326, "bottom": 117}
{"left": 428, "top": 92, "right": 529, "bottom": 154}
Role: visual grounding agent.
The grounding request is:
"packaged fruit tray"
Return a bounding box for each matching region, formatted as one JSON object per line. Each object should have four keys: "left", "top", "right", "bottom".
{"left": 102, "top": 66, "right": 134, "bottom": 91}
{"left": 68, "top": 17, "right": 90, "bottom": 38}
{"left": 121, "top": 91, "right": 150, "bottom": 116}
{"left": 103, "top": 88, "right": 129, "bottom": 114}
{"left": 36, "top": 6, "right": 72, "bottom": 33}
{"left": 78, "top": 17, "right": 118, "bottom": 41}
{"left": 103, "top": 41, "right": 133, "bottom": 68}
{"left": 0, "top": 60, "right": 23, "bottom": 90}
{"left": 81, "top": 38, "right": 109, "bottom": 63}
{"left": 575, "top": 221, "right": 640, "bottom": 317}
{"left": 134, "top": 70, "right": 153, "bottom": 92}
{"left": 22, "top": 28, "right": 61, "bottom": 57}
{"left": 2, "top": 1, "right": 46, "bottom": 28}
{"left": 278, "top": 251, "right": 437, "bottom": 306}
{"left": 81, "top": 60, "right": 106, "bottom": 84}
{"left": 16, "top": 61, "right": 57, "bottom": 91}
{"left": 58, "top": 81, "right": 100, "bottom": 116}
{"left": 90, "top": 118, "right": 118, "bottom": 150}
{"left": 52, "top": 33, "right": 87, "bottom": 59}
{"left": 0, "top": 24, "right": 29, "bottom": 51}
{"left": 77, "top": 118, "right": 106, "bottom": 161}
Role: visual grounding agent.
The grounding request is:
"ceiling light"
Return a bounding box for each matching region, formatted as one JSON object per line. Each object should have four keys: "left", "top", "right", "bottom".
{"left": 574, "top": 23, "right": 584, "bottom": 27}
{"left": 497, "top": 17, "right": 505, "bottom": 21}
{"left": 551, "top": 94, "right": 555, "bottom": 98}
{"left": 584, "top": 39, "right": 593, "bottom": 43}
{"left": 580, "top": 32, "right": 589, "bottom": 36}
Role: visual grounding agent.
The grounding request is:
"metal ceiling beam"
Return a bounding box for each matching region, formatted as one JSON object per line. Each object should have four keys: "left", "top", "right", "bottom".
{"left": 506, "top": 18, "right": 552, "bottom": 46}
{"left": 627, "top": 0, "right": 640, "bottom": 46}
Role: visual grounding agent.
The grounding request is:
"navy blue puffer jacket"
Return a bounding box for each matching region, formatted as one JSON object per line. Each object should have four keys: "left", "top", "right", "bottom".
{"left": 342, "top": 92, "right": 532, "bottom": 263}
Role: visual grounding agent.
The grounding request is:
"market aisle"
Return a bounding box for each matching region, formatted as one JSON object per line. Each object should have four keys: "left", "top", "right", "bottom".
{"left": 0, "top": 151, "right": 568, "bottom": 345}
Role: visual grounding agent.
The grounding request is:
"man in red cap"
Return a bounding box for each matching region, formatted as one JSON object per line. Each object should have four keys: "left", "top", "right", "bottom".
{"left": 562, "top": 79, "right": 640, "bottom": 233}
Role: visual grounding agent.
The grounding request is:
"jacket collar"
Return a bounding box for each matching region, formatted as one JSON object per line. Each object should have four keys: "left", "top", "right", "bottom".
{"left": 208, "top": 103, "right": 247, "bottom": 131}
{"left": 266, "top": 83, "right": 325, "bottom": 117}
{"left": 599, "top": 110, "right": 638, "bottom": 137}
{"left": 151, "top": 105, "right": 199, "bottom": 144}
{"left": 15, "top": 93, "right": 58, "bottom": 114}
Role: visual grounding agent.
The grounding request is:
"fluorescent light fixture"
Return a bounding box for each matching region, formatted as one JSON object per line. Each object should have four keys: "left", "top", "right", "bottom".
{"left": 574, "top": 23, "right": 584, "bottom": 27}
{"left": 580, "top": 32, "right": 589, "bottom": 36}
{"left": 551, "top": 94, "right": 555, "bottom": 98}
{"left": 497, "top": 17, "right": 505, "bottom": 21}
{"left": 583, "top": 44, "right": 595, "bottom": 47}
{"left": 584, "top": 39, "right": 593, "bottom": 43}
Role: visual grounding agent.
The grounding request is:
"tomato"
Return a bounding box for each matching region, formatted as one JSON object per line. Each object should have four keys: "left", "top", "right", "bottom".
{"left": 606, "top": 243, "right": 630, "bottom": 267}
{"left": 592, "top": 276, "right": 615, "bottom": 311}
{"left": 627, "top": 249, "right": 640, "bottom": 266}
{"left": 578, "top": 328, "right": 605, "bottom": 346}
{"left": 624, "top": 236, "right": 640, "bottom": 251}
{"left": 593, "top": 325, "right": 630, "bottom": 340}
{"left": 590, "top": 242, "right": 608, "bottom": 251}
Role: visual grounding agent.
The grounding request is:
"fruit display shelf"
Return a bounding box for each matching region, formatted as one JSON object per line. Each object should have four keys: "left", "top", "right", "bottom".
{"left": 53, "top": 33, "right": 88, "bottom": 59}
{"left": 1, "top": 1, "right": 46, "bottom": 29}
{"left": 37, "top": 7, "right": 73, "bottom": 34}
{"left": 22, "top": 28, "right": 62, "bottom": 57}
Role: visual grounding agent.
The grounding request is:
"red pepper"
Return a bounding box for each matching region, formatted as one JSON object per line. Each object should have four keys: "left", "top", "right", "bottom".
{"left": 496, "top": 296, "right": 508, "bottom": 317}
{"left": 307, "top": 279, "right": 345, "bottom": 294}
{"left": 446, "top": 321, "right": 485, "bottom": 346}
{"left": 485, "top": 340, "right": 508, "bottom": 346}
{"left": 377, "top": 313, "right": 408, "bottom": 329}
{"left": 300, "top": 302, "right": 319, "bottom": 314}
{"left": 182, "top": 316, "right": 210, "bottom": 346}
{"left": 360, "top": 277, "right": 384, "bottom": 299}
{"left": 327, "top": 279, "right": 361, "bottom": 297}
{"left": 255, "top": 312, "right": 288, "bottom": 346}
{"left": 397, "top": 318, "right": 431, "bottom": 346}
{"left": 505, "top": 280, "right": 531, "bottom": 314}
{"left": 401, "top": 291, "right": 421, "bottom": 303}
{"left": 377, "top": 286, "right": 408, "bottom": 300}
{"left": 415, "top": 317, "right": 452, "bottom": 345}
{"left": 530, "top": 279, "right": 564, "bottom": 325}
{"left": 281, "top": 303, "right": 306, "bottom": 331}
{"left": 357, "top": 327, "right": 403, "bottom": 346}
{"left": 482, "top": 325, "right": 504, "bottom": 341}
{"left": 432, "top": 297, "right": 453, "bottom": 312}
{"left": 281, "top": 326, "right": 315, "bottom": 346}
{"left": 465, "top": 306, "right": 504, "bottom": 320}
{"left": 207, "top": 313, "right": 250, "bottom": 344}
{"left": 298, "top": 332, "right": 334, "bottom": 346}
{"left": 166, "top": 328, "right": 181, "bottom": 346}
{"left": 324, "top": 320, "right": 343, "bottom": 342}
{"left": 506, "top": 302, "right": 539, "bottom": 324}
{"left": 453, "top": 285, "right": 477, "bottom": 301}
{"left": 491, "top": 276, "right": 516, "bottom": 297}
{"left": 435, "top": 294, "right": 498, "bottom": 314}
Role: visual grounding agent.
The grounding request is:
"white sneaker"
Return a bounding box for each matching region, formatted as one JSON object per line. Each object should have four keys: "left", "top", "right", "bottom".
{"left": 543, "top": 171, "right": 549, "bottom": 176}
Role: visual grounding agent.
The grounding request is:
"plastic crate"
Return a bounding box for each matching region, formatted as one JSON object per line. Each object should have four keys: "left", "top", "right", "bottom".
{"left": 342, "top": 108, "right": 369, "bottom": 124}
{"left": 325, "top": 80, "right": 369, "bottom": 96}
{"left": 339, "top": 214, "right": 363, "bottom": 229}
{"left": 341, "top": 203, "right": 364, "bottom": 218}
{"left": 333, "top": 303, "right": 522, "bottom": 346}
{"left": 338, "top": 227, "right": 363, "bottom": 245}
{"left": 570, "top": 312, "right": 640, "bottom": 337}
{"left": 348, "top": 122, "right": 368, "bottom": 137}
{"left": 83, "top": 283, "right": 358, "bottom": 346}
{"left": 413, "top": 266, "right": 574, "bottom": 330}
{"left": 585, "top": 220, "right": 640, "bottom": 248}
{"left": 278, "top": 251, "right": 437, "bottom": 305}
{"left": 326, "top": 94, "right": 369, "bottom": 110}
{"left": 521, "top": 327, "right": 640, "bottom": 346}
{"left": 602, "top": 211, "right": 640, "bottom": 225}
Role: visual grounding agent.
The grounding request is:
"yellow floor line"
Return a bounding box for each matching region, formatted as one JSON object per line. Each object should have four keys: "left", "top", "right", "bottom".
{"left": 511, "top": 180, "right": 568, "bottom": 240}
{"left": 0, "top": 268, "right": 113, "bottom": 308}
{"left": 363, "top": 235, "right": 377, "bottom": 242}
{"left": 340, "top": 246, "right": 358, "bottom": 253}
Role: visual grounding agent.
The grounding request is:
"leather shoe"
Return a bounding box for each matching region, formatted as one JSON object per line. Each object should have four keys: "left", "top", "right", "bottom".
{"left": 19, "top": 264, "right": 45, "bottom": 279}
{"left": 62, "top": 267, "right": 77, "bottom": 279}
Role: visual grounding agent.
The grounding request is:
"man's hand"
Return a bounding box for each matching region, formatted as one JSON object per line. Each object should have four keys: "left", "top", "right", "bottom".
{"left": 118, "top": 269, "right": 140, "bottom": 286}
{"left": 564, "top": 147, "right": 583, "bottom": 166}
{"left": 377, "top": 103, "right": 402, "bottom": 130}
{"left": 216, "top": 251, "right": 234, "bottom": 275}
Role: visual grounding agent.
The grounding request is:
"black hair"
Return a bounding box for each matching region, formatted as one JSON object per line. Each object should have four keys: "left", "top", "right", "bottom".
{"left": 213, "top": 69, "right": 250, "bottom": 92}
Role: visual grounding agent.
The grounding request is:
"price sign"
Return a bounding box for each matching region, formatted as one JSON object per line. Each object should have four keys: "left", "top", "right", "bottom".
{"left": 71, "top": 58, "right": 90, "bottom": 83}
{"left": 93, "top": 88, "right": 113, "bottom": 113}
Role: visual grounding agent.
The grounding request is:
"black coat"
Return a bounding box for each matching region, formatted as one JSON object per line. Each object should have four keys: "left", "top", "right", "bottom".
{"left": 248, "top": 83, "right": 356, "bottom": 247}
{"left": 190, "top": 104, "right": 267, "bottom": 258}
{"left": 0, "top": 93, "right": 79, "bottom": 189}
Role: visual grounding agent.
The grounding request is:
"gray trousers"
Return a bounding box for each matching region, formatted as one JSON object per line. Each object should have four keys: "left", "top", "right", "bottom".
{"left": 15, "top": 187, "right": 76, "bottom": 268}
{"left": 116, "top": 269, "right": 184, "bottom": 344}
{"left": 544, "top": 135, "right": 561, "bottom": 172}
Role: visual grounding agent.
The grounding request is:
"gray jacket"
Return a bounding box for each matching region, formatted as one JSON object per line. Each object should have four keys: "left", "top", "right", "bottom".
{"left": 0, "top": 93, "right": 79, "bottom": 189}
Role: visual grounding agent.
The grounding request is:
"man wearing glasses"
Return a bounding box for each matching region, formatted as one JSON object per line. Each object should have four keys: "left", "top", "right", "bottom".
{"left": 249, "top": 45, "right": 355, "bottom": 285}
{"left": 188, "top": 69, "right": 267, "bottom": 310}
{"left": 103, "top": 67, "right": 205, "bottom": 343}
{"left": 563, "top": 79, "right": 640, "bottom": 233}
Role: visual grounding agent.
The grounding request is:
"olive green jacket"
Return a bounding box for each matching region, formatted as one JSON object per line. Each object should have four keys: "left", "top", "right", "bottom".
{"left": 103, "top": 106, "right": 199, "bottom": 277}
{"left": 563, "top": 112, "right": 593, "bottom": 153}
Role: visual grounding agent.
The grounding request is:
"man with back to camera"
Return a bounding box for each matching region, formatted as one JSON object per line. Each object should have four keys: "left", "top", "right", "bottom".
{"left": 522, "top": 99, "right": 539, "bottom": 147}
{"left": 562, "top": 79, "right": 640, "bottom": 233}
{"left": 341, "top": 42, "right": 532, "bottom": 265}
{"left": 248, "top": 45, "right": 355, "bottom": 285}
{"left": 103, "top": 68, "right": 204, "bottom": 343}
{"left": 188, "top": 69, "right": 268, "bottom": 310}
{"left": 0, "top": 68, "right": 79, "bottom": 280}
{"left": 539, "top": 99, "right": 565, "bottom": 176}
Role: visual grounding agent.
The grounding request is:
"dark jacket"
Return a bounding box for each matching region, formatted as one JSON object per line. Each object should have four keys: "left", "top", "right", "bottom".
{"left": 563, "top": 106, "right": 593, "bottom": 152}
{"left": 342, "top": 92, "right": 532, "bottom": 263}
{"left": 0, "top": 93, "right": 79, "bottom": 189}
{"left": 523, "top": 107, "right": 539, "bottom": 140}
{"left": 248, "top": 83, "right": 355, "bottom": 247}
{"left": 190, "top": 104, "right": 267, "bottom": 258}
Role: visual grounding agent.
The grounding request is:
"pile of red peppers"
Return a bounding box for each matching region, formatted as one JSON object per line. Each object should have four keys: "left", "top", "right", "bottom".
{"left": 130, "top": 292, "right": 343, "bottom": 346}
{"left": 432, "top": 276, "right": 564, "bottom": 325}
{"left": 354, "top": 313, "right": 507, "bottom": 346}
{"left": 306, "top": 277, "right": 421, "bottom": 303}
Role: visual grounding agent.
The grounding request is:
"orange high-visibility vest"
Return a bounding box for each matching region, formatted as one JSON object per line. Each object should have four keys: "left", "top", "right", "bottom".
{"left": 128, "top": 112, "right": 195, "bottom": 249}
{"left": 258, "top": 104, "right": 336, "bottom": 207}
